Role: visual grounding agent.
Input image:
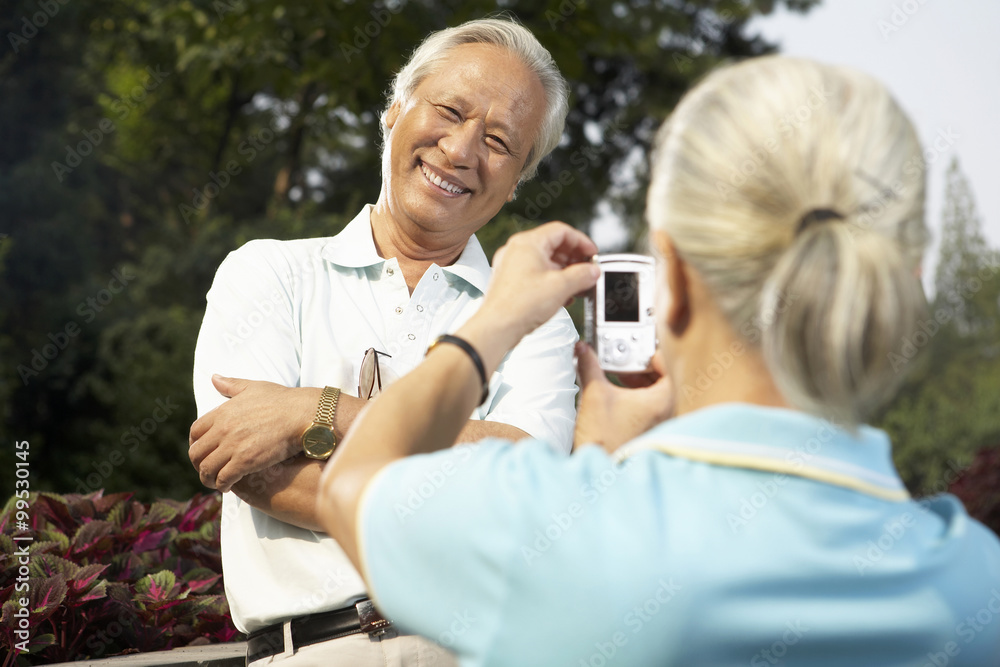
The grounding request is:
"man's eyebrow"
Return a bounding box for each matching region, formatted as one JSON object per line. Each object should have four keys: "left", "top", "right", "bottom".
{"left": 432, "top": 92, "right": 523, "bottom": 146}
{"left": 488, "top": 117, "right": 515, "bottom": 140}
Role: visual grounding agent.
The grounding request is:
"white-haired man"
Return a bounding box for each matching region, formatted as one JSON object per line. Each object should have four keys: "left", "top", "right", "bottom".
{"left": 189, "top": 17, "right": 577, "bottom": 666}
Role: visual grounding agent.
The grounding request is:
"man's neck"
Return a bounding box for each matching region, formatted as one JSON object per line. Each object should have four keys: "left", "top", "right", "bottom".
{"left": 369, "top": 204, "right": 469, "bottom": 293}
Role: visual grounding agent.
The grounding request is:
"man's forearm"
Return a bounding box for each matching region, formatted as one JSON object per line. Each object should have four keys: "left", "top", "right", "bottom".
{"left": 231, "top": 457, "right": 326, "bottom": 531}
{"left": 235, "top": 418, "right": 530, "bottom": 530}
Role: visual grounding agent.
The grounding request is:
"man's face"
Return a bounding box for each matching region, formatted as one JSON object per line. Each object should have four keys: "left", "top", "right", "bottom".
{"left": 382, "top": 43, "right": 547, "bottom": 246}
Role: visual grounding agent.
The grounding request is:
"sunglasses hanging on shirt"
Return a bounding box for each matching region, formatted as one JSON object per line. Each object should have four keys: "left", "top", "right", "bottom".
{"left": 358, "top": 347, "right": 392, "bottom": 400}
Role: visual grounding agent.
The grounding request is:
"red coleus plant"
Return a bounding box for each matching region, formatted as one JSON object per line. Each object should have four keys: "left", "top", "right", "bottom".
{"left": 0, "top": 491, "right": 239, "bottom": 665}
{"left": 949, "top": 445, "right": 1000, "bottom": 538}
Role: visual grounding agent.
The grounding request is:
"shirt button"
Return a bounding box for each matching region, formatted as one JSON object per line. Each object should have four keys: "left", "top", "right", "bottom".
{"left": 416, "top": 305, "right": 424, "bottom": 312}
{"left": 432, "top": 273, "right": 439, "bottom": 281}
{"left": 395, "top": 306, "right": 403, "bottom": 314}
{"left": 407, "top": 333, "right": 416, "bottom": 340}
{"left": 387, "top": 267, "right": 394, "bottom": 276}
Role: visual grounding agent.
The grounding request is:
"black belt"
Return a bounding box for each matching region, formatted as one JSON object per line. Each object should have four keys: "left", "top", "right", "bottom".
{"left": 246, "top": 599, "right": 392, "bottom": 664}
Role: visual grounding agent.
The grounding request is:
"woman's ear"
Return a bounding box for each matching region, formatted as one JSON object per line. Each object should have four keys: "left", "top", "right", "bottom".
{"left": 653, "top": 230, "right": 690, "bottom": 335}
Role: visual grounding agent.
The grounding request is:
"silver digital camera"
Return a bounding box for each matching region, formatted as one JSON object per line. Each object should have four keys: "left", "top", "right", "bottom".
{"left": 584, "top": 254, "right": 657, "bottom": 373}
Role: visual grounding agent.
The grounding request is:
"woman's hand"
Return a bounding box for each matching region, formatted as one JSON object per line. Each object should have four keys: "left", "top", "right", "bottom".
{"left": 574, "top": 342, "right": 675, "bottom": 454}
{"left": 476, "top": 222, "right": 600, "bottom": 352}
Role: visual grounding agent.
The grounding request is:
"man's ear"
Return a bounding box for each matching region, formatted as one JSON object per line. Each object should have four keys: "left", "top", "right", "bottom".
{"left": 506, "top": 180, "right": 520, "bottom": 202}
{"left": 385, "top": 101, "right": 401, "bottom": 131}
{"left": 653, "top": 230, "right": 690, "bottom": 335}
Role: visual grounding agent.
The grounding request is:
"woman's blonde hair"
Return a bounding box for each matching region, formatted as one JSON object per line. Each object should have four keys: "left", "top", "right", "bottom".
{"left": 647, "top": 56, "right": 930, "bottom": 426}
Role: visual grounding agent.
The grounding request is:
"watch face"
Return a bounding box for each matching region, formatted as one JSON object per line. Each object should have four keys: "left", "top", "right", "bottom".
{"left": 302, "top": 425, "right": 337, "bottom": 459}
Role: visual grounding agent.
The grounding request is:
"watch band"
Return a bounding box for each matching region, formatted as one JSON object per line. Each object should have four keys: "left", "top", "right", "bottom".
{"left": 302, "top": 386, "right": 341, "bottom": 460}
{"left": 314, "top": 386, "right": 340, "bottom": 427}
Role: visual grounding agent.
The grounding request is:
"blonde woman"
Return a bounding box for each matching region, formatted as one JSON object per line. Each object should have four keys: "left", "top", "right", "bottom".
{"left": 317, "top": 57, "right": 1000, "bottom": 665}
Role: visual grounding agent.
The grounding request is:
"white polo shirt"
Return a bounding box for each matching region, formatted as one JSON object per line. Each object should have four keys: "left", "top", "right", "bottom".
{"left": 192, "top": 206, "right": 579, "bottom": 633}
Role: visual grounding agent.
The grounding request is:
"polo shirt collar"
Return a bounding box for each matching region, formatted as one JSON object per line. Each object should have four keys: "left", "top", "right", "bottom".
{"left": 440, "top": 234, "right": 492, "bottom": 295}
{"left": 618, "top": 403, "right": 909, "bottom": 501}
{"left": 322, "top": 205, "right": 384, "bottom": 269}
{"left": 321, "top": 205, "right": 492, "bottom": 294}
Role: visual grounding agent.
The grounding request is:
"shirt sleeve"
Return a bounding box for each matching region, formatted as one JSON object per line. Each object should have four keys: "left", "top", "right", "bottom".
{"left": 481, "top": 308, "right": 579, "bottom": 454}
{"left": 193, "top": 240, "right": 301, "bottom": 418}
{"left": 356, "top": 439, "right": 523, "bottom": 659}
{"left": 356, "top": 439, "right": 616, "bottom": 661}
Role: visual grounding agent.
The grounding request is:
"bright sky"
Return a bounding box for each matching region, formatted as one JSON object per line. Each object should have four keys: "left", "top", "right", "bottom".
{"left": 751, "top": 0, "right": 1000, "bottom": 292}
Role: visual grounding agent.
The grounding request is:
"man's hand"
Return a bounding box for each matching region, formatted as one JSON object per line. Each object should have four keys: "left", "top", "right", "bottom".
{"left": 189, "top": 375, "right": 321, "bottom": 493}
{"left": 573, "top": 342, "right": 674, "bottom": 454}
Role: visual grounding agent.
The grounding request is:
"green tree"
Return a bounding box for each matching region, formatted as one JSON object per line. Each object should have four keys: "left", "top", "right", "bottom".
{"left": 933, "top": 158, "right": 1000, "bottom": 340}
{"left": 878, "top": 158, "right": 1000, "bottom": 495}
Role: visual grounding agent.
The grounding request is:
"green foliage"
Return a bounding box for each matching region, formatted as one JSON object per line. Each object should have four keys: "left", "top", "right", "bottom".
{"left": 1, "top": 0, "right": 818, "bottom": 500}
{"left": 874, "top": 158, "right": 1000, "bottom": 496}
{"left": 0, "top": 491, "right": 235, "bottom": 665}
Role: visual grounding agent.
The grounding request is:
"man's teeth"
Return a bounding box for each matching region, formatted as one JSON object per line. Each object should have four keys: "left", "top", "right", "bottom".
{"left": 422, "top": 165, "right": 467, "bottom": 194}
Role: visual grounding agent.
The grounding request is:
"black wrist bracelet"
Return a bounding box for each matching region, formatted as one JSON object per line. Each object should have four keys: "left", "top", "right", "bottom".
{"left": 427, "top": 334, "right": 490, "bottom": 406}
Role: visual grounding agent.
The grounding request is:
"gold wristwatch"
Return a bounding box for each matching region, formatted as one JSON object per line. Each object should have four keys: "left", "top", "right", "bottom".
{"left": 301, "top": 386, "right": 340, "bottom": 460}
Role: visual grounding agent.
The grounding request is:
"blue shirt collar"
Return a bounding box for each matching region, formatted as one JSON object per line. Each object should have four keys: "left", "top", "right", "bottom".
{"left": 322, "top": 205, "right": 492, "bottom": 294}
{"left": 619, "top": 403, "right": 908, "bottom": 499}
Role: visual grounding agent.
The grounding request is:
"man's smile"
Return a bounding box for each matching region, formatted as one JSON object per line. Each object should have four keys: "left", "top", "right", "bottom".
{"left": 420, "top": 160, "right": 471, "bottom": 196}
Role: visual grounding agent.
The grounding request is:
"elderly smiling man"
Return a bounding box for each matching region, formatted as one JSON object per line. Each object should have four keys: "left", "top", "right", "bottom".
{"left": 188, "top": 17, "right": 577, "bottom": 667}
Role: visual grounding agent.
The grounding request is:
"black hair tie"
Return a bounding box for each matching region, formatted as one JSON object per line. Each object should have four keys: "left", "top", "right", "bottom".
{"left": 797, "top": 208, "right": 844, "bottom": 234}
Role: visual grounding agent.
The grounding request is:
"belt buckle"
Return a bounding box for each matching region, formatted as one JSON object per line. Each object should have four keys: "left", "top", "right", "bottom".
{"left": 356, "top": 599, "right": 392, "bottom": 637}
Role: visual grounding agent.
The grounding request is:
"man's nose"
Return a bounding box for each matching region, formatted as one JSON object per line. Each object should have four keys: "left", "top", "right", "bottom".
{"left": 439, "top": 121, "right": 481, "bottom": 169}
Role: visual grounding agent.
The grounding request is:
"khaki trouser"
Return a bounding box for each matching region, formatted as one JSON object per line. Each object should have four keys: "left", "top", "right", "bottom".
{"left": 247, "top": 628, "right": 459, "bottom": 667}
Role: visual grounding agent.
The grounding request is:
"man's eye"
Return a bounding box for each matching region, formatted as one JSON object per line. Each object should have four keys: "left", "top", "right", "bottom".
{"left": 440, "top": 106, "right": 460, "bottom": 118}
{"left": 487, "top": 135, "right": 509, "bottom": 152}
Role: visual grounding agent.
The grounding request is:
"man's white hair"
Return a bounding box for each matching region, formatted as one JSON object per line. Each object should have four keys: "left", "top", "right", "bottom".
{"left": 380, "top": 16, "right": 569, "bottom": 184}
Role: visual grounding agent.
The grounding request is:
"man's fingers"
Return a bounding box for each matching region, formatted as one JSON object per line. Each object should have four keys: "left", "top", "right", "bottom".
{"left": 196, "top": 447, "right": 235, "bottom": 491}
{"left": 198, "top": 464, "right": 218, "bottom": 490}
{"left": 211, "top": 374, "right": 232, "bottom": 397}
{"left": 212, "top": 374, "right": 252, "bottom": 398}
{"left": 188, "top": 438, "right": 207, "bottom": 468}
{"left": 188, "top": 421, "right": 217, "bottom": 467}
{"left": 189, "top": 411, "right": 213, "bottom": 446}
{"left": 214, "top": 466, "right": 241, "bottom": 494}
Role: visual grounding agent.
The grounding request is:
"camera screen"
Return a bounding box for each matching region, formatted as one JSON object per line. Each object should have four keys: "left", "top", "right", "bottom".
{"left": 604, "top": 271, "right": 639, "bottom": 322}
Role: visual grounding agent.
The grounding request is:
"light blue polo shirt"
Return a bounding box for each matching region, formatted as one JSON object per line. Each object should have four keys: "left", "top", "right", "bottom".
{"left": 358, "top": 404, "right": 1000, "bottom": 666}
